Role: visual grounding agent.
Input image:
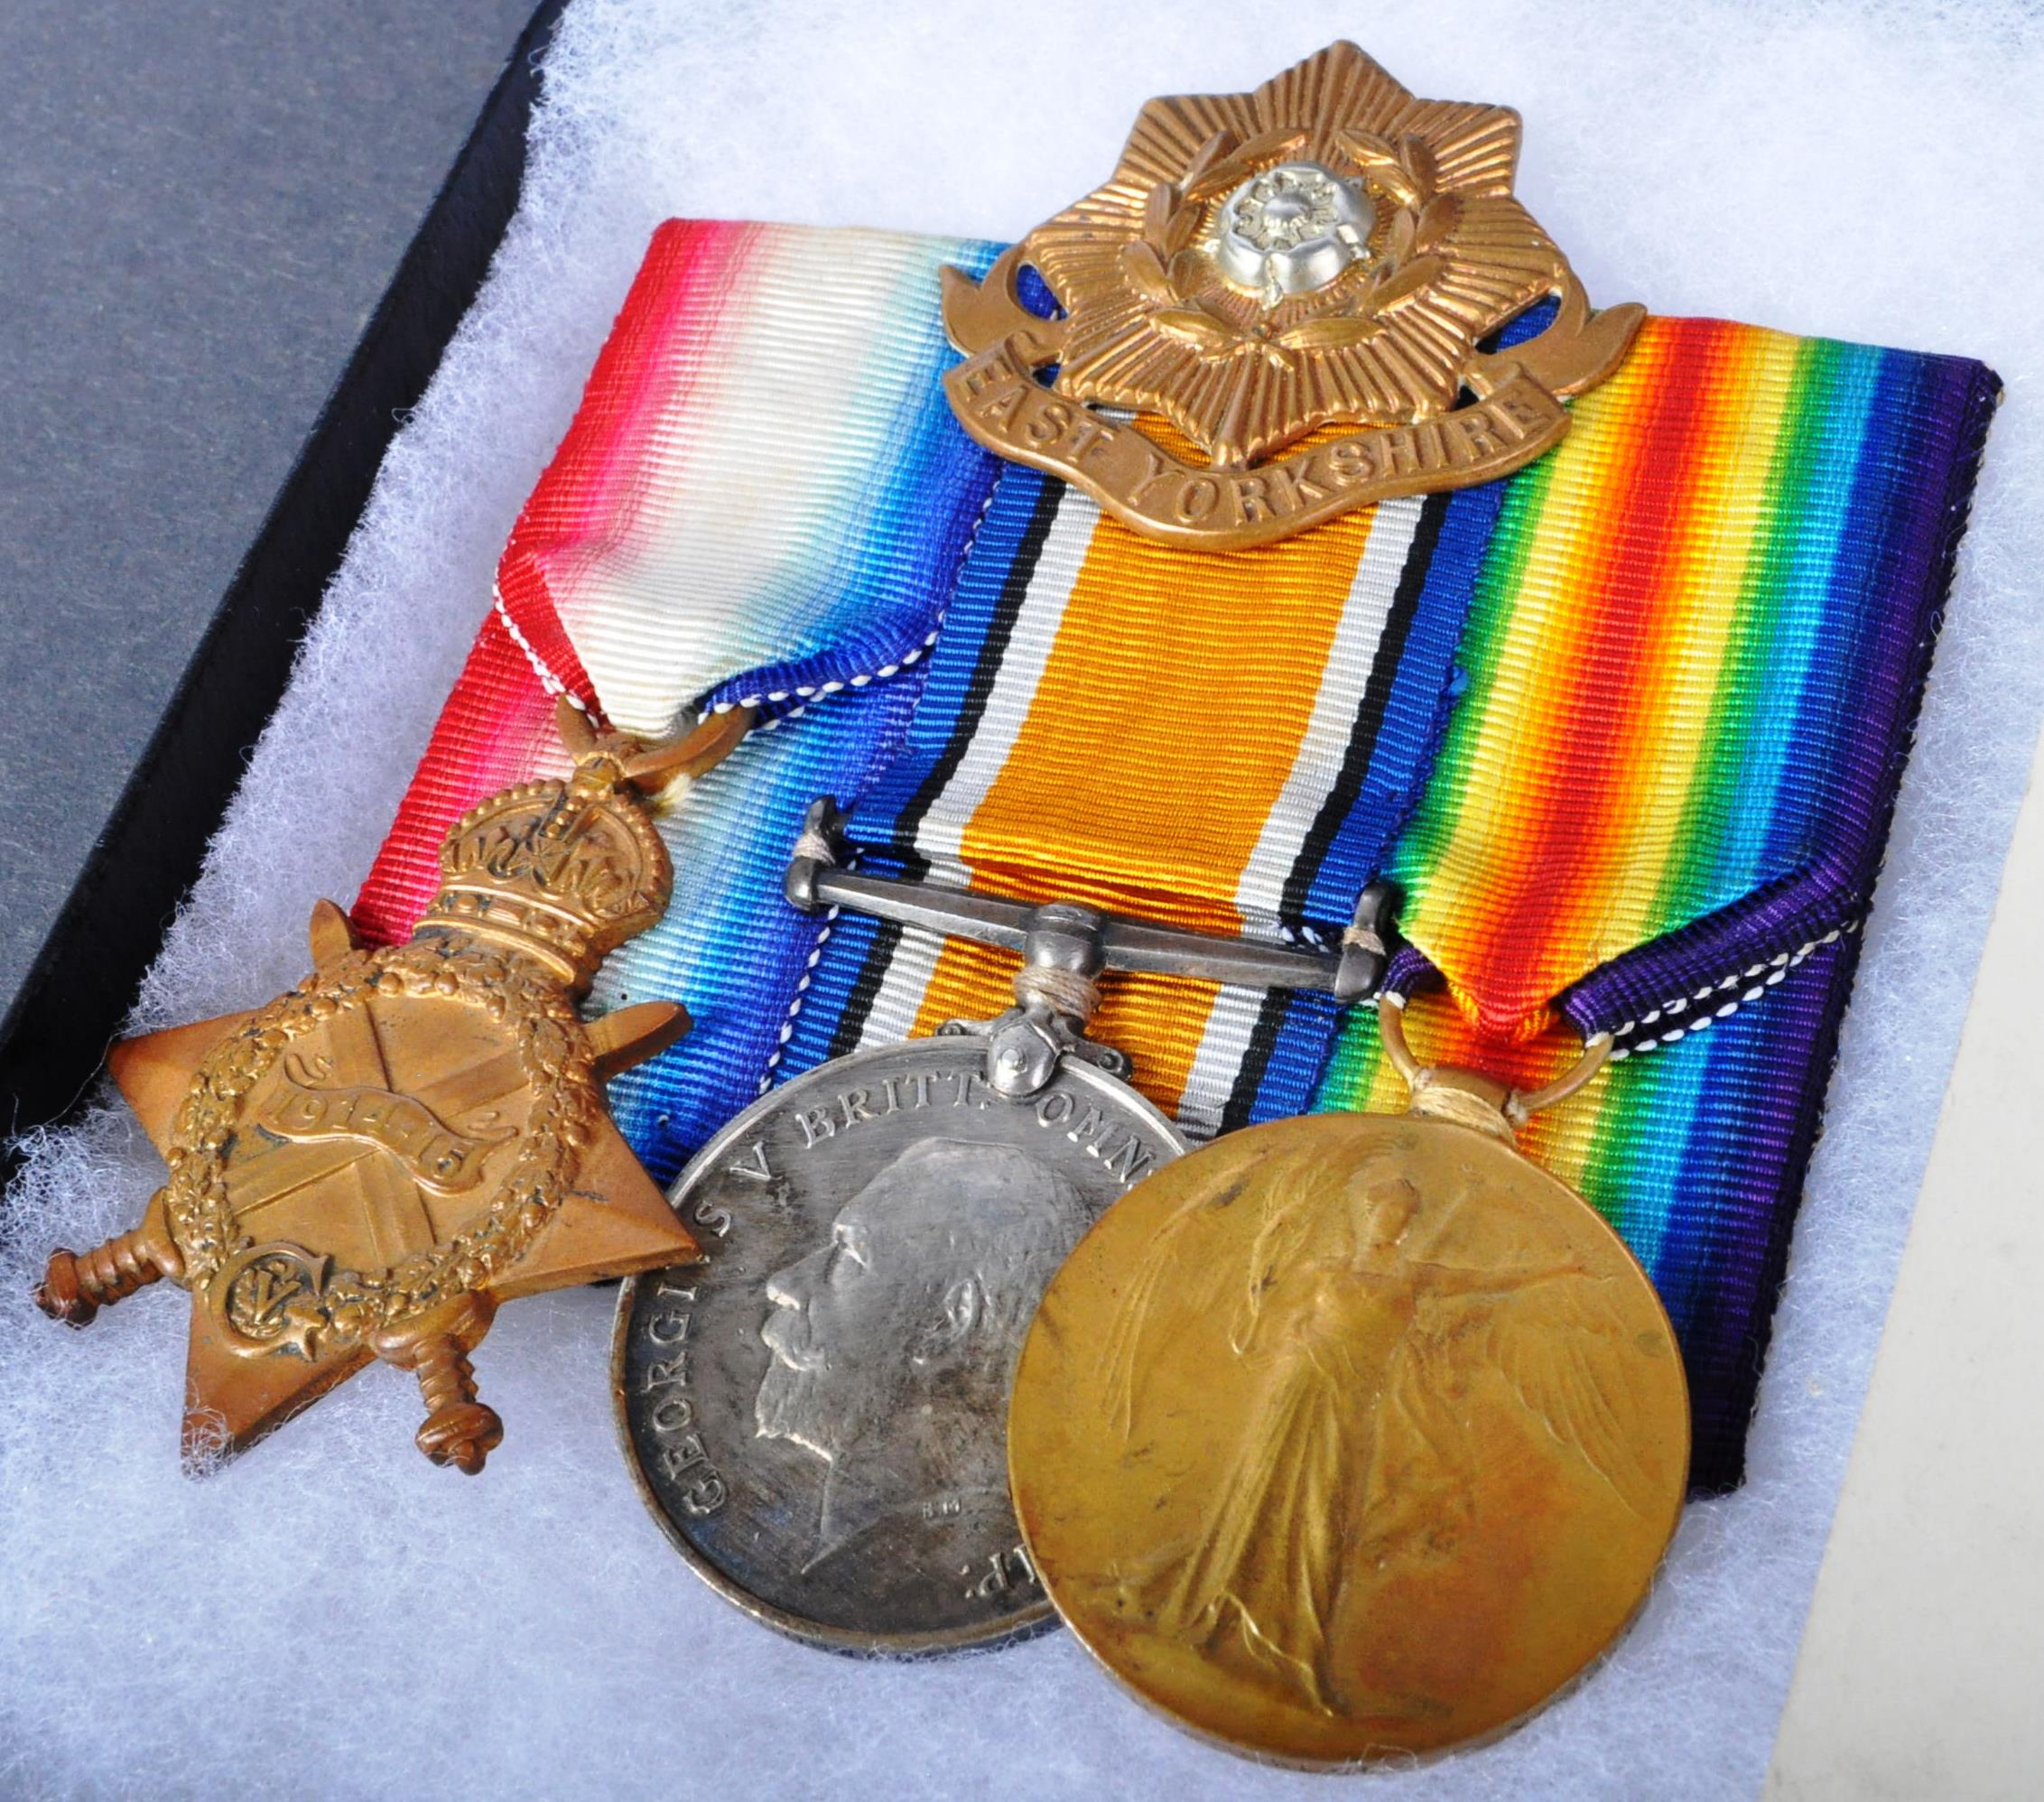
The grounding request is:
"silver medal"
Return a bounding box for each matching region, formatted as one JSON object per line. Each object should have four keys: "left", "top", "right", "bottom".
{"left": 613, "top": 1033, "right": 1180, "bottom": 1654}
{"left": 612, "top": 800, "right": 1395, "bottom": 1655}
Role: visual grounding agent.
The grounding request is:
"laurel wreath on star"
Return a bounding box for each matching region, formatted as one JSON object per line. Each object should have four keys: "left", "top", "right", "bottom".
{"left": 164, "top": 934, "right": 595, "bottom": 1352}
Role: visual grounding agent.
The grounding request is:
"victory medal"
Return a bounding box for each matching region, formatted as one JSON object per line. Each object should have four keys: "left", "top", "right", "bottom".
{"left": 1009, "top": 999, "right": 1689, "bottom": 1765}
{"left": 37, "top": 701, "right": 746, "bottom": 1472}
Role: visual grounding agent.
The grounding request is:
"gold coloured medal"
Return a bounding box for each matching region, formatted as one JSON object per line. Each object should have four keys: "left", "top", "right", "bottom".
{"left": 35, "top": 701, "right": 747, "bottom": 1472}
{"left": 1008, "top": 998, "right": 1688, "bottom": 1765}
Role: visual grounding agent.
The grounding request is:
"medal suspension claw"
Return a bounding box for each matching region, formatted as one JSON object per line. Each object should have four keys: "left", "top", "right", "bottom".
{"left": 971, "top": 902, "right": 1129, "bottom": 1100}
{"left": 35, "top": 1194, "right": 182, "bottom": 1327}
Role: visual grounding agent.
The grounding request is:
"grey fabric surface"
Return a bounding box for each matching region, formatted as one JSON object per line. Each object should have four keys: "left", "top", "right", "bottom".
{"left": 0, "top": 0, "right": 538, "bottom": 1036}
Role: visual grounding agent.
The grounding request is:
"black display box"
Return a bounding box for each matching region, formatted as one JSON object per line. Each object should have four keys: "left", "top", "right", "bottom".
{"left": 0, "top": 1, "right": 565, "bottom": 1192}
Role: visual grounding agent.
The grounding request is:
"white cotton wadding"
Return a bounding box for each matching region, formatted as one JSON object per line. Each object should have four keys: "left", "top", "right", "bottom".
{"left": 5, "top": 2, "right": 2043, "bottom": 1797}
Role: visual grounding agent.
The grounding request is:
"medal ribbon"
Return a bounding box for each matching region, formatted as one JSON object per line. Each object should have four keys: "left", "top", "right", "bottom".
{"left": 1309, "top": 331, "right": 1996, "bottom": 1482}
{"left": 1378, "top": 324, "right": 2000, "bottom": 1045}
{"left": 771, "top": 463, "right": 1500, "bottom": 1138}
{"left": 355, "top": 222, "right": 1996, "bottom": 1485}
{"left": 357, "top": 220, "right": 1011, "bottom": 1162}
{"left": 779, "top": 322, "right": 1995, "bottom": 1106}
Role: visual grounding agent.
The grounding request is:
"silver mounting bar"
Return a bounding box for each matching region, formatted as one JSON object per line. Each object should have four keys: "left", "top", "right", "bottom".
{"left": 784, "top": 797, "right": 1397, "bottom": 1006}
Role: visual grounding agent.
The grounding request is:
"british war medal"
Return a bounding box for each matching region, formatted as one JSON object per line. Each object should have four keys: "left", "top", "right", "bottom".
{"left": 613, "top": 803, "right": 1395, "bottom": 1654}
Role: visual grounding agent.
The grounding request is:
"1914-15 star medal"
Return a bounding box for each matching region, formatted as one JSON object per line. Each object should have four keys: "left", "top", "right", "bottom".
{"left": 36, "top": 701, "right": 747, "bottom": 1473}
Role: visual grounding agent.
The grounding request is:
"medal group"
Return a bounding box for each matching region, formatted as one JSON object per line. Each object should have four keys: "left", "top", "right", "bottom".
{"left": 33, "top": 44, "right": 2000, "bottom": 1771}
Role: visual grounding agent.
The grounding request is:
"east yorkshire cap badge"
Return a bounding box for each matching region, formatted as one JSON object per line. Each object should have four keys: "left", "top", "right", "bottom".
{"left": 943, "top": 42, "right": 1643, "bottom": 548}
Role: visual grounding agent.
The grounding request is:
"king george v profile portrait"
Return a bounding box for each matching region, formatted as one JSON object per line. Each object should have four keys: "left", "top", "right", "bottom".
{"left": 755, "top": 1138, "right": 1089, "bottom": 1576}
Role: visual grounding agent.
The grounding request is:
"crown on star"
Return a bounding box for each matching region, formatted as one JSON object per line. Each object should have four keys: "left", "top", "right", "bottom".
{"left": 426, "top": 753, "right": 674, "bottom": 988}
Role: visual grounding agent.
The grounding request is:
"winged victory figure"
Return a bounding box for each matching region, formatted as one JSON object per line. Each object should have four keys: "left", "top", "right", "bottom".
{"left": 1100, "top": 1140, "right": 1673, "bottom": 1720}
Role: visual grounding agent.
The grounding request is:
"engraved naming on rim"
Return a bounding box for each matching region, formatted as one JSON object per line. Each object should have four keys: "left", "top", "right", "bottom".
{"left": 613, "top": 1036, "right": 1182, "bottom": 1656}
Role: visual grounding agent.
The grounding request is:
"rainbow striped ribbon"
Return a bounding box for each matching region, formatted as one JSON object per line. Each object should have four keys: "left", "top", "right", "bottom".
{"left": 358, "top": 220, "right": 1009, "bottom": 1160}
{"left": 1387, "top": 321, "right": 1997, "bottom": 1046}
{"left": 354, "top": 222, "right": 1995, "bottom": 1488}
{"left": 1310, "top": 324, "right": 1996, "bottom": 1479}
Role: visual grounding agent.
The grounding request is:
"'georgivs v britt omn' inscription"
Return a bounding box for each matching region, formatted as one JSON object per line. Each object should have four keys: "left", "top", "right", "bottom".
{"left": 778, "top": 1064, "right": 1163, "bottom": 1180}
{"left": 612, "top": 1036, "right": 1185, "bottom": 1657}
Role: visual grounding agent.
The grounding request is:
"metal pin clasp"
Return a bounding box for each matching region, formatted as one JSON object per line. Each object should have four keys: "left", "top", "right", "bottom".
{"left": 785, "top": 798, "right": 1400, "bottom": 1099}
{"left": 962, "top": 902, "right": 1129, "bottom": 1101}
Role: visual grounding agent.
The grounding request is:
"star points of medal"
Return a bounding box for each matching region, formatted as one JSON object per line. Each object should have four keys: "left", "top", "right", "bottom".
{"left": 1028, "top": 42, "right": 1524, "bottom": 459}
{"left": 1117, "top": 42, "right": 1521, "bottom": 200}
{"left": 106, "top": 901, "right": 365, "bottom": 1154}
{"left": 105, "top": 900, "right": 700, "bottom": 1468}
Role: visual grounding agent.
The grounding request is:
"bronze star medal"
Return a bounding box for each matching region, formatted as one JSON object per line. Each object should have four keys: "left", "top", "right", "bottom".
{"left": 37, "top": 701, "right": 748, "bottom": 1473}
